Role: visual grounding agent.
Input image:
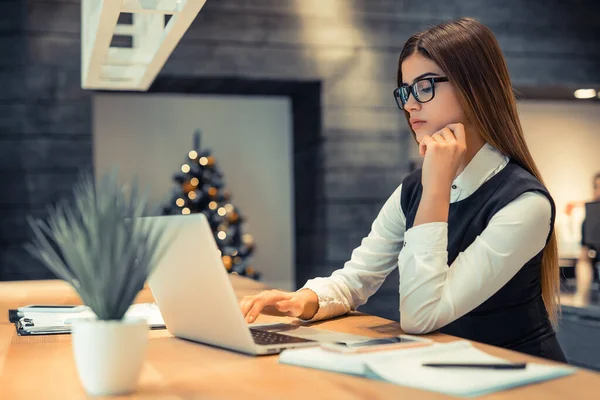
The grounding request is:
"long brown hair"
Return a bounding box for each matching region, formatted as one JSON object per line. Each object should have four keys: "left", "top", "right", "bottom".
{"left": 397, "top": 18, "right": 560, "bottom": 325}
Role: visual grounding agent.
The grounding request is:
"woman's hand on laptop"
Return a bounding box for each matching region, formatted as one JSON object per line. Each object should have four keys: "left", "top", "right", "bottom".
{"left": 239, "top": 289, "right": 319, "bottom": 323}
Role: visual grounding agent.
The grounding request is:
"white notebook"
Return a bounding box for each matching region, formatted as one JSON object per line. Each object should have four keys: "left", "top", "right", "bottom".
{"left": 279, "top": 340, "right": 576, "bottom": 397}
{"left": 16, "top": 303, "right": 166, "bottom": 335}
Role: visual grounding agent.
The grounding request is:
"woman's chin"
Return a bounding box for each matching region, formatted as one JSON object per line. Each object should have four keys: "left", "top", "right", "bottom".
{"left": 415, "top": 128, "right": 438, "bottom": 141}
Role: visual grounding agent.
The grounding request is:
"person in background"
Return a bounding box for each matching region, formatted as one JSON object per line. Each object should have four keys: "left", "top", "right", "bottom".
{"left": 574, "top": 172, "right": 600, "bottom": 306}
{"left": 239, "top": 17, "right": 566, "bottom": 362}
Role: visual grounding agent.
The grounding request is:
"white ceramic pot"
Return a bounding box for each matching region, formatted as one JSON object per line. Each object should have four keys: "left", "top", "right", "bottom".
{"left": 71, "top": 317, "right": 149, "bottom": 396}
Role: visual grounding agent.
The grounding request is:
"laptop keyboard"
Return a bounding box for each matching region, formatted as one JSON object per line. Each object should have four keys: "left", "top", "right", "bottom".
{"left": 250, "top": 328, "right": 314, "bottom": 345}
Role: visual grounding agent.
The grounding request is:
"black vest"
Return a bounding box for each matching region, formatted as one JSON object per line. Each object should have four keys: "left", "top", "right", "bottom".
{"left": 400, "top": 160, "right": 566, "bottom": 362}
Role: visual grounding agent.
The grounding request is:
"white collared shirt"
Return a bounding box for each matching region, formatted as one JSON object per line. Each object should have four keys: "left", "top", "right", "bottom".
{"left": 300, "top": 143, "right": 552, "bottom": 334}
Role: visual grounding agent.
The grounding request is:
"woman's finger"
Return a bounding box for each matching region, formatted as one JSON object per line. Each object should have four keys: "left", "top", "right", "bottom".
{"left": 246, "top": 300, "right": 266, "bottom": 323}
{"left": 244, "top": 291, "right": 294, "bottom": 322}
{"left": 438, "top": 127, "right": 456, "bottom": 142}
{"left": 239, "top": 296, "right": 256, "bottom": 318}
{"left": 240, "top": 292, "right": 271, "bottom": 319}
{"left": 431, "top": 132, "right": 446, "bottom": 143}
{"left": 445, "top": 123, "right": 466, "bottom": 145}
{"left": 419, "top": 135, "right": 433, "bottom": 156}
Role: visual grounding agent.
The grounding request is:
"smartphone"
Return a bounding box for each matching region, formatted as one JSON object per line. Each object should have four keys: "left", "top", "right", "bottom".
{"left": 320, "top": 335, "right": 433, "bottom": 354}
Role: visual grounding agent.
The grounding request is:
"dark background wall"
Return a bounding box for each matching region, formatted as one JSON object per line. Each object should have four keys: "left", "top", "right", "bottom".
{"left": 1, "top": 1, "right": 600, "bottom": 324}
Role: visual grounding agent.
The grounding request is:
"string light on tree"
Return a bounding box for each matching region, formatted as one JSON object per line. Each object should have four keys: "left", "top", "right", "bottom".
{"left": 162, "top": 130, "right": 259, "bottom": 280}
{"left": 222, "top": 256, "right": 233, "bottom": 271}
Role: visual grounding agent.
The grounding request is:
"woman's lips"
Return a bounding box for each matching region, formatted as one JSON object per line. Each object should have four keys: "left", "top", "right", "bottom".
{"left": 411, "top": 121, "right": 426, "bottom": 129}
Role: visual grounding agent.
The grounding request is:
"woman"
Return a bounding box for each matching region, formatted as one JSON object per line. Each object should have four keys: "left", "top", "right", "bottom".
{"left": 239, "top": 17, "right": 567, "bottom": 362}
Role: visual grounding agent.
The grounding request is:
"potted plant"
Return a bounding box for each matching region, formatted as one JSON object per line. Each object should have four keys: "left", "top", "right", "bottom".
{"left": 25, "top": 171, "right": 170, "bottom": 396}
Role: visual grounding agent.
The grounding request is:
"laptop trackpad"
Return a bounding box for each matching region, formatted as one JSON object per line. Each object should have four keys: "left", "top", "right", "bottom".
{"left": 250, "top": 323, "right": 372, "bottom": 343}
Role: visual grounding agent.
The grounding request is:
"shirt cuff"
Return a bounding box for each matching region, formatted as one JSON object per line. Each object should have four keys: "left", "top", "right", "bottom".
{"left": 404, "top": 222, "right": 448, "bottom": 252}
{"left": 297, "top": 279, "right": 351, "bottom": 322}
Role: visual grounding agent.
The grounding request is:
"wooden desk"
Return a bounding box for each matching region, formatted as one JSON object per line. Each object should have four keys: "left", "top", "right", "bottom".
{"left": 0, "top": 276, "right": 597, "bottom": 399}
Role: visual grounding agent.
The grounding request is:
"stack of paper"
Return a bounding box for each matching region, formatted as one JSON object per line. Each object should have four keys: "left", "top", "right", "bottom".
{"left": 279, "top": 340, "right": 576, "bottom": 397}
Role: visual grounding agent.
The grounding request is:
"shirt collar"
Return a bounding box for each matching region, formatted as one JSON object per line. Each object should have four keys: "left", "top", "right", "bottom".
{"left": 452, "top": 142, "right": 509, "bottom": 197}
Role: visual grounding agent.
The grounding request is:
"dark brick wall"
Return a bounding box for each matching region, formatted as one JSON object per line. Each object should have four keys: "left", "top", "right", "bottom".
{"left": 0, "top": 0, "right": 92, "bottom": 280}
{"left": 1, "top": 2, "right": 600, "bottom": 327}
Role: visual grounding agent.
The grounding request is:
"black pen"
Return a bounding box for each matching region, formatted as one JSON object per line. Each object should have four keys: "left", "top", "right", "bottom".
{"left": 422, "top": 362, "right": 527, "bottom": 369}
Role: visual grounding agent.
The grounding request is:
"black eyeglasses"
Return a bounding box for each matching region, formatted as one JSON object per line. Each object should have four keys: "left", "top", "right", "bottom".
{"left": 393, "top": 77, "right": 449, "bottom": 110}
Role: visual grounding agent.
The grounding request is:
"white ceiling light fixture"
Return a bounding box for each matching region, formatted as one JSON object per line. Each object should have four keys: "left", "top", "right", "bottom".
{"left": 573, "top": 89, "right": 597, "bottom": 99}
{"left": 81, "top": 0, "right": 207, "bottom": 91}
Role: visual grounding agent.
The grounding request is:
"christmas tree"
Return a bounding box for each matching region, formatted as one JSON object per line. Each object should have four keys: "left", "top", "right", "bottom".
{"left": 162, "top": 131, "right": 260, "bottom": 280}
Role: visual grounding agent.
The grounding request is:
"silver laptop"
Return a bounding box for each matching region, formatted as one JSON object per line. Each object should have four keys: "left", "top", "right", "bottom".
{"left": 145, "top": 213, "right": 318, "bottom": 355}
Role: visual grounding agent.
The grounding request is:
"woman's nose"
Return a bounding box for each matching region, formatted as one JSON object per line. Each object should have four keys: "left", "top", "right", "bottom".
{"left": 404, "top": 95, "right": 421, "bottom": 112}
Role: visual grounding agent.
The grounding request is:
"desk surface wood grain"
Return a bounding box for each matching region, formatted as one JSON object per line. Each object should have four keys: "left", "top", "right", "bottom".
{"left": 0, "top": 276, "right": 597, "bottom": 399}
